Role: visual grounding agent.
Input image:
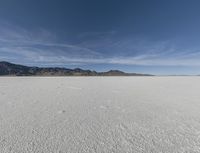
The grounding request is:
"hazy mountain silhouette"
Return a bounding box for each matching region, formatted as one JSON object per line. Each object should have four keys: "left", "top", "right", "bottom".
{"left": 0, "top": 61, "right": 153, "bottom": 76}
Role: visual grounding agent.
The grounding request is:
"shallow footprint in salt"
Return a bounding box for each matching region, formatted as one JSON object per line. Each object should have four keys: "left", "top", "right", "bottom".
{"left": 0, "top": 92, "right": 5, "bottom": 95}
{"left": 57, "top": 110, "right": 66, "bottom": 114}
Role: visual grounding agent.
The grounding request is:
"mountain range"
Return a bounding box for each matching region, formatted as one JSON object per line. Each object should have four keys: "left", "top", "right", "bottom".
{"left": 0, "top": 61, "right": 153, "bottom": 76}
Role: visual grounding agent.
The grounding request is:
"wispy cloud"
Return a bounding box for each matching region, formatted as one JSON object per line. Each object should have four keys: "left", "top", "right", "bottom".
{"left": 1, "top": 21, "right": 200, "bottom": 67}
{"left": 0, "top": 21, "right": 103, "bottom": 65}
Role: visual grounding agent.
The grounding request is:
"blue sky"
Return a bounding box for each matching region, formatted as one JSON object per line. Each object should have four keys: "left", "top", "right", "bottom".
{"left": 0, "top": 0, "right": 200, "bottom": 75}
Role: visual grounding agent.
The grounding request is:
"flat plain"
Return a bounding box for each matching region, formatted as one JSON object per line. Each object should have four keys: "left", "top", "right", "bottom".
{"left": 0, "top": 77, "right": 200, "bottom": 153}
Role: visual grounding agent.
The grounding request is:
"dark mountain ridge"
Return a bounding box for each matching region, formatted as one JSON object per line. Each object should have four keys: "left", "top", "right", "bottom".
{"left": 0, "top": 61, "right": 153, "bottom": 76}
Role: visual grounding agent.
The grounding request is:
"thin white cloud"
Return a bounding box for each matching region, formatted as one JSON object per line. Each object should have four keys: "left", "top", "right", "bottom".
{"left": 0, "top": 21, "right": 102, "bottom": 63}
{"left": 20, "top": 53, "right": 200, "bottom": 66}
{"left": 1, "top": 21, "right": 200, "bottom": 67}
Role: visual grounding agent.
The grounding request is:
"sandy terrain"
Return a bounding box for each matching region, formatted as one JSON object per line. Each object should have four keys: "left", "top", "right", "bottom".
{"left": 0, "top": 77, "right": 200, "bottom": 153}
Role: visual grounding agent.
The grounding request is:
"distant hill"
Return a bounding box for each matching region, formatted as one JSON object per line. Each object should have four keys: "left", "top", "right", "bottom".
{"left": 0, "top": 61, "right": 153, "bottom": 76}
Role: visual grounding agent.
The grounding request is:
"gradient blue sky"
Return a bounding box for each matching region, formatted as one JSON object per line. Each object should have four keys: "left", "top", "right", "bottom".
{"left": 0, "top": 0, "right": 200, "bottom": 75}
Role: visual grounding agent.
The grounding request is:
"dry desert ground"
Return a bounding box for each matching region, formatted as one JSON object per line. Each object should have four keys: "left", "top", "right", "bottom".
{"left": 0, "top": 77, "right": 200, "bottom": 153}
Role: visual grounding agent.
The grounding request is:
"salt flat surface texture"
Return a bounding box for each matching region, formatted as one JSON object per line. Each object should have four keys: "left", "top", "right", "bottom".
{"left": 0, "top": 77, "right": 200, "bottom": 153}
